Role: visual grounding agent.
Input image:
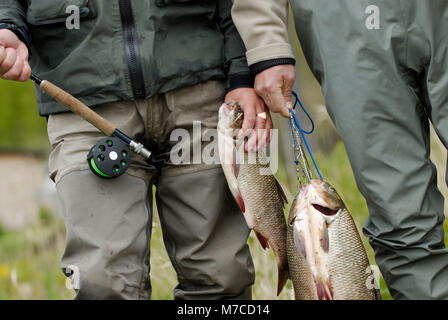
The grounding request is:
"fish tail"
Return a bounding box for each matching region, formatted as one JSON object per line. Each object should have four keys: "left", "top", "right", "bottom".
{"left": 276, "top": 259, "right": 290, "bottom": 296}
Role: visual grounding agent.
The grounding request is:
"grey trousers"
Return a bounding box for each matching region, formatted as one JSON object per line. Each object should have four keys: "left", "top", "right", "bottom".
{"left": 47, "top": 81, "right": 255, "bottom": 299}
{"left": 291, "top": 0, "right": 448, "bottom": 299}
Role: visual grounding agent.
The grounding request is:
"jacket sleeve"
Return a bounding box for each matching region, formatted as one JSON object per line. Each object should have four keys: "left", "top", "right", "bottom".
{"left": 0, "top": 0, "right": 32, "bottom": 49}
{"left": 217, "top": 0, "right": 254, "bottom": 93}
{"left": 231, "top": 0, "right": 295, "bottom": 75}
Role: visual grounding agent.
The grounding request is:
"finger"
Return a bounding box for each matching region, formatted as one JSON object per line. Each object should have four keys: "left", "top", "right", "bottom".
{"left": 253, "top": 105, "right": 267, "bottom": 150}
{"left": 2, "top": 54, "right": 24, "bottom": 80}
{"left": 18, "top": 61, "right": 31, "bottom": 82}
{"left": 239, "top": 105, "right": 256, "bottom": 139}
{"left": 264, "top": 111, "right": 273, "bottom": 145}
{"left": 17, "top": 42, "right": 29, "bottom": 61}
{"left": 0, "top": 46, "right": 6, "bottom": 65}
{"left": 0, "top": 48, "right": 17, "bottom": 76}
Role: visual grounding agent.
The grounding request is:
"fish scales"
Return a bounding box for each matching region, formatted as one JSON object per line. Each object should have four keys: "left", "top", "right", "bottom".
{"left": 287, "top": 180, "right": 378, "bottom": 300}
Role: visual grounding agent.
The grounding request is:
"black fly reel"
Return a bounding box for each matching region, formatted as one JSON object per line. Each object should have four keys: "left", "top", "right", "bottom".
{"left": 87, "top": 137, "right": 131, "bottom": 179}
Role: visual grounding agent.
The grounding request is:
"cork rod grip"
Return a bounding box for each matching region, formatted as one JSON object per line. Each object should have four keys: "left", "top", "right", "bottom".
{"left": 40, "top": 80, "right": 116, "bottom": 136}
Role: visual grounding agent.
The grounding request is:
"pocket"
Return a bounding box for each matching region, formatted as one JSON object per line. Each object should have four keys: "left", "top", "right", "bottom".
{"left": 26, "top": 0, "right": 97, "bottom": 25}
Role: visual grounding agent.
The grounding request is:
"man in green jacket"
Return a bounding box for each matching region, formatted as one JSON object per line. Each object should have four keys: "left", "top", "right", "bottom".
{"left": 0, "top": 0, "right": 269, "bottom": 299}
{"left": 232, "top": 0, "right": 448, "bottom": 299}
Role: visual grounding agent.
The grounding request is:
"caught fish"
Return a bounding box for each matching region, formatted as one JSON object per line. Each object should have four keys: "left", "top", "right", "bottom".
{"left": 217, "top": 102, "right": 289, "bottom": 295}
{"left": 287, "top": 179, "right": 379, "bottom": 300}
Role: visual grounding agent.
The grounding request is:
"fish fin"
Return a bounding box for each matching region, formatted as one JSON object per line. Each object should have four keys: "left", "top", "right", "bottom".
{"left": 235, "top": 194, "right": 245, "bottom": 213}
{"left": 315, "top": 278, "right": 334, "bottom": 300}
{"left": 293, "top": 225, "right": 306, "bottom": 258}
{"left": 227, "top": 143, "right": 244, "bottom": 213}
{"left": 275, "top": 179, "right": 288, "bottom": 207}
{"left": 277, "top": 260, "right": 290, "bottom": 296}
{"left": 254, "top": 231, "right": 269, "bottom": 249}
{"left": 320, "top": 226, "right": 329, "bottom": 252}
{"left": 232, "top": 146, "right": 240, "bottom": 178}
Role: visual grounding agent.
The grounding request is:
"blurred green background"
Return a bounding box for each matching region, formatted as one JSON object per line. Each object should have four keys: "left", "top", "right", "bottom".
{"left": 0, "top": 25, "right": 447, "bottom": 301}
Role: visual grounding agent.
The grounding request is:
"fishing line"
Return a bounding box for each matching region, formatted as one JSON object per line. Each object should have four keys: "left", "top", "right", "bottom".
{"left": 289, "top": 90, "right": 323, "bottom": 180}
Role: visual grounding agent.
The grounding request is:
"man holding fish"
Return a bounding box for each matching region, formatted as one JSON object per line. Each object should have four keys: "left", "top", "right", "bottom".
{"left": 232, "top": 0, "right": 448, "bottom": 299}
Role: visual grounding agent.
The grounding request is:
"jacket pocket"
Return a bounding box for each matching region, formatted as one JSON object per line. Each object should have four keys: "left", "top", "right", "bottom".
{"left": 26, "top": 0, "right": 97, "bottom": 25}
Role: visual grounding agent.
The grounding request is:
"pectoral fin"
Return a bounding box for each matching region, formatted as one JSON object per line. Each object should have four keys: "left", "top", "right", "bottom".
{"left": 275, "top": 179, "right": 288, "bottom": 207}
{"left": 254, "top": 230, "right": 269, "bottom": 250}
{"left": 293, "top": 224, "right": 306, "bottom": 258}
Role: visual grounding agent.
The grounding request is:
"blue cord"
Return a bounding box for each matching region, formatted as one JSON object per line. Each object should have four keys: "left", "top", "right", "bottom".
{"left": 289, "top": 91, "right": 323, "bottom": 180}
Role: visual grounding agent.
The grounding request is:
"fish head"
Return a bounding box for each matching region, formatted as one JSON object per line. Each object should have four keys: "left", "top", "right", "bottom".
{"left": 218, "top": 102, "right": 244, "bottom": 131}
{"left": 309, "top": 180, "right": 344, "bottom": 220}
{"left": 288, "top": 180, "right": 345, "bottom": 300}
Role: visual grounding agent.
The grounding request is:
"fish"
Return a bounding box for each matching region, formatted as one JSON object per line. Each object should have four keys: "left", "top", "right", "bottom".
{"left": 287, "top": 179, "right": 380, "bottom": 300}
{"left": 217, "top": 102, "right": 289, "bottom": 295}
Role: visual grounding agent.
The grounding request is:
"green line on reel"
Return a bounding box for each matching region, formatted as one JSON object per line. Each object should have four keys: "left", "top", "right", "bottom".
{"left": 90, "top": 158, "right": 113, "bottom": 178}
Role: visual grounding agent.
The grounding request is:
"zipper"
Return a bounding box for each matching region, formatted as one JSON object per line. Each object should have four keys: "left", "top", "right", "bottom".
{"left": 118, "top": 0, "right": 146, "bottom": 99}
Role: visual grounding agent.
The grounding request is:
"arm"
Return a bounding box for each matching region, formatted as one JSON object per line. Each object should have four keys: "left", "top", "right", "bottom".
{"left": 232, "top": 0, "right": 296, "bottom": 118}
{"left": 0, "top": 0, "right": 31, "bottom": 81}
{"left": 217, "top": 0, "right": 273, "bottom": 151}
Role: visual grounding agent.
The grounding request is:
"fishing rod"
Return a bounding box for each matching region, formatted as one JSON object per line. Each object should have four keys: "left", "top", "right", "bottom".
{"left": 30, "top": 73, "right": 151, "bottom": 179}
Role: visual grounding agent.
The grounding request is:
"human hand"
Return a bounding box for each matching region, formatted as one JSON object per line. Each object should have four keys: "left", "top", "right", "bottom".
{"left": 225, "top": 87, "right": 273, "bottom": 152}
{"left": 254, "top": 64, "right": 295, "bottom": 118}
{"left": 0, "top": 29, "right": 31, "bottom": 82}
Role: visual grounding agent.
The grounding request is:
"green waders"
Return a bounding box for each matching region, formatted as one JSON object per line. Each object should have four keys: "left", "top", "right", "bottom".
{"left": 48, "top": 81, "right": 255, "bottom": 299}
{"left": 290, "top": 0, "right": 448, "bottom": 299}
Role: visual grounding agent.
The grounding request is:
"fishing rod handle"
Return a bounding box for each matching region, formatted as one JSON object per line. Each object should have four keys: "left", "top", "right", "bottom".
{"left": 39, "top": 80, "right": 116, "bottom": 136}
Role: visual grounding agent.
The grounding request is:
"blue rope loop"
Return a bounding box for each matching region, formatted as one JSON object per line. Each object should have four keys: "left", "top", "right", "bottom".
{"left": 289, "top": 91, "right": 323, "bottom": 180}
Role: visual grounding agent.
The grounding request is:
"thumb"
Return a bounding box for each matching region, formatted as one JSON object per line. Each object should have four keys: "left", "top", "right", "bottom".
{"left": 268, "top": 88, "right": 290, "bottom": 118}
{"left": 282, "top": 73, "right": 294, "bottom": 104}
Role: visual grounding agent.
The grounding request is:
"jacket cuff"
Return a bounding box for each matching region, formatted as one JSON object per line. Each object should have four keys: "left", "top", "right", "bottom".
{"left": 225, "top": 72, "right": 254, "bottom": 94}
{"left": 250, "top": 58, "right": 296, "bottom": 76}
{"left": 0, "top": 23, "right": 32, "bottom": 52}
{"left": 246, "top": 43, "right": 295, "bottom": 66}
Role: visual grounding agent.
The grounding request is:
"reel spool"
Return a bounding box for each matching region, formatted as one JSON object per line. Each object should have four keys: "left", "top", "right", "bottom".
{"left": 87, "top": 137, "right": 131, "bottom": 179}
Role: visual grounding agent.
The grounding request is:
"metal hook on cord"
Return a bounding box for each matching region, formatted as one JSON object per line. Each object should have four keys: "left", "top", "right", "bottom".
{"left": 288, "top": 91, "right": 323, "bottom": 187}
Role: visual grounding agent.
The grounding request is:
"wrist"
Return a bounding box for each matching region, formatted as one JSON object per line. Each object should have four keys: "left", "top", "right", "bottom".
{"left": 250, "top": 58, "right": 296, "bottom": 76}
{"left": 0, "top": 23, "right": 32, "bottom": 53}
{"left": 225, "top": 72, "right": 255, "bottom": 95}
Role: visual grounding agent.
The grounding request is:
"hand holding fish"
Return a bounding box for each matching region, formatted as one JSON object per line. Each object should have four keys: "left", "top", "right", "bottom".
{"left": 225, "top": 88, "right": 273, "bottom": 151}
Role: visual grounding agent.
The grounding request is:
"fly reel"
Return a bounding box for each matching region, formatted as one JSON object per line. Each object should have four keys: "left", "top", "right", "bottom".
{"left": 87, "top": 137, "right": 131, "bottom": 179}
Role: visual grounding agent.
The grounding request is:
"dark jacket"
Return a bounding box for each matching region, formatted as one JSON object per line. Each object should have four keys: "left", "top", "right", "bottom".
{"left": 0, "top": 0, "right": 252, "bottom": 115}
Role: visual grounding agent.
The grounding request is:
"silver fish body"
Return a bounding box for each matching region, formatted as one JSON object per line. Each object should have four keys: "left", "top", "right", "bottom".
{"left": 287, "top": 180, "right": 379, "bottom": 300}
{"left": 218, "top": 102, "right": 289, "bottom": 295}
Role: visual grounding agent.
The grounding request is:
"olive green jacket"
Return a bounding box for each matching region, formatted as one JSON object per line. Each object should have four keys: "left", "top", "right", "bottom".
{"left": 0, "top": 0, "right": 251, "bottom": 115}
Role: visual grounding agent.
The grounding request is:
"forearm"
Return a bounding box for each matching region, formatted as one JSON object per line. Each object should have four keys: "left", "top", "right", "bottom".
{"left": 231, "top": 0, "right": 295, "bottom": 70}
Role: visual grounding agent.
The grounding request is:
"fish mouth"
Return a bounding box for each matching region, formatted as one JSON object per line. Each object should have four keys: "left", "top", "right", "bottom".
{"left": 311, "top": 204, "right": 339, "bottom": 216}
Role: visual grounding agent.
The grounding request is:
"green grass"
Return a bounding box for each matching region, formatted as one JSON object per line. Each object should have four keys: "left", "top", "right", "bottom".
{"left": 0, "top": 141, "right": 398, "bottom": 300}
{"left": 0, "top": 208, "right": 72, "bottom": 300}
{"left": 0, "top": 80, "right": 49, "bottom": 154}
